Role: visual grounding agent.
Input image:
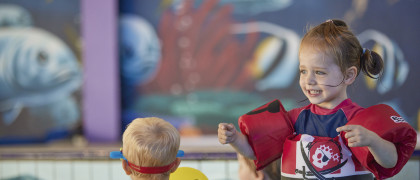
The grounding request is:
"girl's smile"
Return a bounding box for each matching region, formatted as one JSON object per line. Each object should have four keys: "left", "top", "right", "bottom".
{"left": 307, "top": 89, "right": 322, "bottom": 96}
{"left": 299, "top": 47, "right": 351, "bottom": 109}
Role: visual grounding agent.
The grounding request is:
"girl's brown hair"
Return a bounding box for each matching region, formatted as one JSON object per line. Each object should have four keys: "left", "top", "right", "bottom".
{"left": 299, "top": 19, "right": 383, "bottom": 79}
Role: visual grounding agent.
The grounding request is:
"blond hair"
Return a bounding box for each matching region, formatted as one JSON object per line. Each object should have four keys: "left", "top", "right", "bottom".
{"left": 122, "top": 117, "right": 180, "bottom": 180}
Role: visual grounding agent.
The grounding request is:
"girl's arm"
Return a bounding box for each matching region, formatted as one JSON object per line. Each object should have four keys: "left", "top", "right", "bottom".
{"left": 218, "top": 123, "right": 256, "bottom": 159}
{"left": 367, "top": 134, "right": 398, "bottom": 168}
{"left": 337, "top": 125, "right": 397, "bottom": 168}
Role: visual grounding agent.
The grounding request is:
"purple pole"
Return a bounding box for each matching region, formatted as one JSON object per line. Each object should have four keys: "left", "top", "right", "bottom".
{"left": 81, "top": 0, "right": 120, "bottom": 142}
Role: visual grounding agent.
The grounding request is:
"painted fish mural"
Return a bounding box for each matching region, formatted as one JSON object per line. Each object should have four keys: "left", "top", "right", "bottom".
{"left": 0, "top": 27, "right": 82, "bottom": 125}
{"left": 166, "top": 0, "right": 293, "bottom": 15}
{"left": 0, "top": 4, "right": 32, "bottom": 27}
{"left": 357, "top": 29, "right": 409, "bottom": 94}
{"left": 28, "top": 96, "right": 80, "bottom": 128}
{"left": 119, "top": 14, "right": 161, "bottom": 111}
{"left": 231, "top": 21, "right": 300, "bottom": 90}
{"left": 119, "top": 14, "right": 161, "bottom": 86}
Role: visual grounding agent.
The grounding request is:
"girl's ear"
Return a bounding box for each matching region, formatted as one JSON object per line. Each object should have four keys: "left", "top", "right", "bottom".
{"left": 344, "top": 66, "right": 357, "bottom": 85}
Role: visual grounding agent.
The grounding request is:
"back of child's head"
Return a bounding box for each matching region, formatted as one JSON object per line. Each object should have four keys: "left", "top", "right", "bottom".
{"left": 123, "top": 117, "right": 180, "bottom": 180}
{"left": 299, "top": 19, "right": 384, "bottom": 79}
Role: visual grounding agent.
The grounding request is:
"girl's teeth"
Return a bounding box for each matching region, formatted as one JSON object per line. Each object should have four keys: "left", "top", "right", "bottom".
{"left": 310, "top": 90, "right": 321, "bottom": 94}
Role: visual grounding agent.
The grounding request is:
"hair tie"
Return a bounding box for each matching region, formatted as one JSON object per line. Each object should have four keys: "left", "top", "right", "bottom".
{"left": 359, "top": 48, "right": 367, "bottom": 73}
{"left": 361, "top": 48, "right": 368, "bottom": 59}
{"left": 326, "top": 19, "right": 333, "bottom": 23}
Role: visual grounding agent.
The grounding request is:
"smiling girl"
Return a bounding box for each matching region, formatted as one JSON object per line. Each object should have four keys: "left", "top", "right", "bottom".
{"left": 218, "top": 19, "right": 416, "bottom": 180}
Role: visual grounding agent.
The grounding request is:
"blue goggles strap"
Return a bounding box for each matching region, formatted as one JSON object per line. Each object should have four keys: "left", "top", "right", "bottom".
{"left": 110, "top": 149, "right": 184, "bottom": 160}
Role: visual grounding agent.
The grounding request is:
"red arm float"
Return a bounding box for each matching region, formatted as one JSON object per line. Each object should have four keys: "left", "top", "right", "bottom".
{"left": 238, "top": 99, "right": 294, "bottom": 170}
{"left": 341, "top": 104, "right": 417, "bottom": 179}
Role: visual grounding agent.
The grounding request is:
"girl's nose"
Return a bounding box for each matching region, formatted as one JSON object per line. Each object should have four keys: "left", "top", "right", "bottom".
{"left": 306, "top": 73, "right": 316, "bottom": 85}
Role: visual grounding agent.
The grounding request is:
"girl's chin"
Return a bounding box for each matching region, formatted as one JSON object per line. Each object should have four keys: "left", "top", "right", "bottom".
{"left": 307, "top": 97, "right": 323, "bottom": 105}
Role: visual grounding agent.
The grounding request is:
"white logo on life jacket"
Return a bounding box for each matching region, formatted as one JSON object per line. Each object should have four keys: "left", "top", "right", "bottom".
{"left": 282, "top": 134, "right": 373, "bottom": 179}
{"left": 390, "top": 116, "right": 406, "bottom": 123}
{"left": 311, "top": 145, "right": 340, "bottom": 168}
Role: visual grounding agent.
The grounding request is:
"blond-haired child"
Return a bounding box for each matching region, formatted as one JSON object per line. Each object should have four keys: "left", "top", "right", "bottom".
{"left": 112, "top": 117, "right": 182, "bottom": 180}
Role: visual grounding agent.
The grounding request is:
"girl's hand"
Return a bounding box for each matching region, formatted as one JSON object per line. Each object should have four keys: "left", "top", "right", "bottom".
{"left": 218, "top": 123, "right": 238, "bottom": 144}
{"left": 337, "top": 124, "right": 398, "bottom": 168}
{"left": 336, "top": 125, "right": 379, "bottom": 147}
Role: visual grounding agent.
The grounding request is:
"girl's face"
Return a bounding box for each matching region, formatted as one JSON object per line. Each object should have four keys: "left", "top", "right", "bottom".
{"left": 299, "top": 48, "right": 349, "bottom": 109}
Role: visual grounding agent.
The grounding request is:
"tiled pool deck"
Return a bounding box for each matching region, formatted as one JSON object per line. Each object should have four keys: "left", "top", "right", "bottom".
{"left": 1, "top": 135, "right": 419, "bottom": 180}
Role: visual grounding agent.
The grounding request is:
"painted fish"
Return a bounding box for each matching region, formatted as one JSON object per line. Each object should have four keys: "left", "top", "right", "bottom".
{"left": 0, "top": 4, "right": 32, "bottom": 27}
{"left": 0, "top": 27, "right": 82, "bottom": 125}
{"left": 28, "top": 96, "right": 80, "bottom": 128}
{"left": 231, "top": 21, "right": 300, "bottom": 90}
{"left": 119, "top": 14, "right": 161, "bottom": 86}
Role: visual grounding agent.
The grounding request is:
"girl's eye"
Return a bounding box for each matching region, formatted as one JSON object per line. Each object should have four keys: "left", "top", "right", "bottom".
{"left": 300, "top": 70, "right": 307, "bottom": 74}
{"left": 316, "top": 71, "right": 326, "bottom": 75}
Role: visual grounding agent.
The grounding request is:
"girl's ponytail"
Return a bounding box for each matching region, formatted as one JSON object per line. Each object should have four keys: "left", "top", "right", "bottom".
{"left": 360, "top": 48, "right": 384, "bottom": 79}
